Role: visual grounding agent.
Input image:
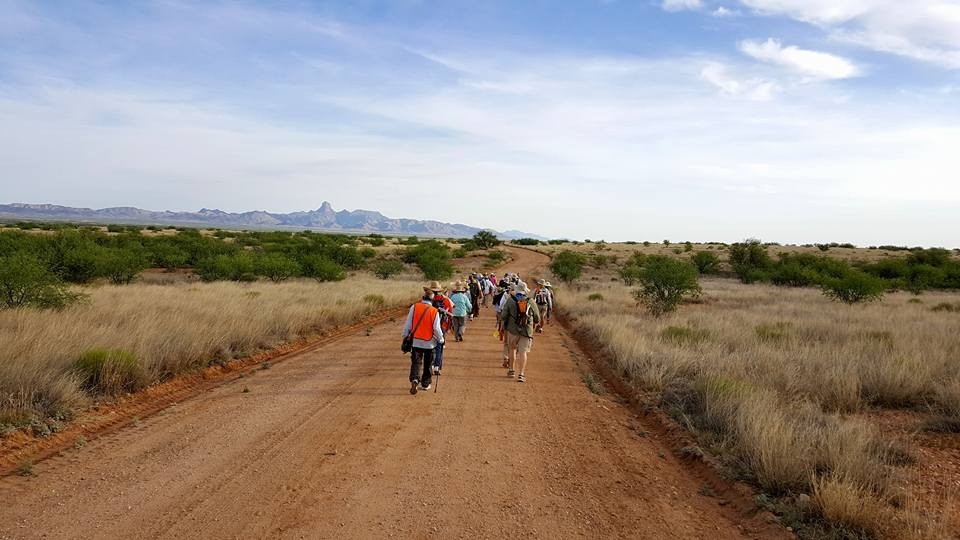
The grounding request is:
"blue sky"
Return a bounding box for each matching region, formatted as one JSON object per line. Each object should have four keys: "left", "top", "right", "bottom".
{"left": 1, "top": 1, "right": 959, "bottom": 245}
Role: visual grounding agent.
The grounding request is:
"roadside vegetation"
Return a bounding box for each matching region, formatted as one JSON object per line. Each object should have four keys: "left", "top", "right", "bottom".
{"left": 0, "top": 222, "right": 510, "bottom": 436}
{"left": 0, "top": 276, "right": 425, "bottom": 433}
{"left": 552, "top": 245, "right": 960, "bottom": 538}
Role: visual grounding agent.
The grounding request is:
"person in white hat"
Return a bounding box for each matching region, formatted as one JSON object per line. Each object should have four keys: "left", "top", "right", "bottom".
{"left": 533, "top": 279, "right": 552, "bottom": 332}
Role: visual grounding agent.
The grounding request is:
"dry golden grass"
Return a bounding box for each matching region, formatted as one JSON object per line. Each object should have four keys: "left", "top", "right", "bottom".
{"left": 558, "top": 276, "right": 960, "bottom": 538}
{"left": 0, "top": 275, "right": 424, "bottom": 426}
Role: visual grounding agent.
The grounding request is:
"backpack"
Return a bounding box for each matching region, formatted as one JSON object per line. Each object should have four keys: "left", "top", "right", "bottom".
{"left": 493, "top": 290, "right": 505, "bottom": 306}
{"left": 515, "top": 297, "right": 530, "bottom": 328}
{"left": 535, "top": 289, "right": 549, "bottom": 305}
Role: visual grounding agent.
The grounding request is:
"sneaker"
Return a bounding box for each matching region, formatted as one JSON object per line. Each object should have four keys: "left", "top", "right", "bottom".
{"left": 410, "top": 381, "right": 419, "bottom": 395}
{"left": 507, "top": 369, "right": 515, "bottom": 378}
{"left": 518, "top": 374, "right": 526, "bottom": 383}
{"left": 431, "top": 366, "right": 439, "bottom": 375}
{"left": 420, "top": 383, "right": 432, "bottom": 391}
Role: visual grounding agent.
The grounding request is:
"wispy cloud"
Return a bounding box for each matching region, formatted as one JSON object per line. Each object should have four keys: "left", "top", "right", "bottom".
{"left": 739, "top": 38, "right": 861, "bottom": 79}
{"left": 737, "top": 0, "right": 960, "bottom": 69}
{"left": 661, "top": 0, "right": 703, "bottom": 12}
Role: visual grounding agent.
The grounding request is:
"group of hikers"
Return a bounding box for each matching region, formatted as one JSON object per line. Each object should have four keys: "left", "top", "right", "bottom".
{"left": 401, "top": 271, "right": 555, "bottom": 394}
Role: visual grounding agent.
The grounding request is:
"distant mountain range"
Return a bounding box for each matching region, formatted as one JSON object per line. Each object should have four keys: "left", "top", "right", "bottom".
{"left": 0, "top": 202, "right": 547, "bottom": 240}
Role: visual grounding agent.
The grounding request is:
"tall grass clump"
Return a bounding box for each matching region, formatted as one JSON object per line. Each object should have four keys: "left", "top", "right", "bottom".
{"left": 0, "top": 276, "right": 424, "bottom": 426}
{"left": 555, "top": 277, "right": 960, "bottom": 536}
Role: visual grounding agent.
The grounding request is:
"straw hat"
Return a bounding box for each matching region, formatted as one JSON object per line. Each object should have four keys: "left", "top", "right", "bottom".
{"left": 536, "top": 278, "right": 546, "bottom": 286}
{"left": 453, "top": 281, "right": 466, "bottom": 292}
{"left": 424, "top": 280, "right": 443, "bottom": 293}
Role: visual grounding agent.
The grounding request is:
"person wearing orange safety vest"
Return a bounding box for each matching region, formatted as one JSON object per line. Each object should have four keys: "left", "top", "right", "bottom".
{"left": 403, "top": 284, "right": 445, "bottom": 395}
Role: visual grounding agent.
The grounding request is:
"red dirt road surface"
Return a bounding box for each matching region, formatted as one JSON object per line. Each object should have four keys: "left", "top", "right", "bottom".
{"left": 0, "top": 248, "right": 785, "bottom": 539}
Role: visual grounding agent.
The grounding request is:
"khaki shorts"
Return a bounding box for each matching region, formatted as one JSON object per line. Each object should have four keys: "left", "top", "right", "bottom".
{"left": 505, "top": 332, "right": 533, "bottom": 353}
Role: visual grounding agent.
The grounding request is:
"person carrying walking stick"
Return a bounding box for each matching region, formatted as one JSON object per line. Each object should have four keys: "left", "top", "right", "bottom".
{"left": 402, "top": 283, "right": 445, "bottom": 395}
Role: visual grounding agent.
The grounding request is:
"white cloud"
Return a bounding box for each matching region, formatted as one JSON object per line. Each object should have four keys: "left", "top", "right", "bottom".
{"left": 712, "top": 7, "right": 740, "bottom": 17}
{"left": 699, "top": 62, "right": 781, "bottom": 99}
{"left": 739, "top": 38, "right": 860, "bottom": 79}
{"left": 661, "top": 0, "right": 703, "bottom": 12}
{"left": 737, "top": 1, "right": 960, "bottom": 69}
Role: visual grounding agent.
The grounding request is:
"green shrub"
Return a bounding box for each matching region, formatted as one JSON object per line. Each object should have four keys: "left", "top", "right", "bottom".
{"left": 684, "top": 241, "right": 693, "bottom": 252}
{"left": 365, "top": 236, "right": 386, "bottom": 247}
{"left": 661, "top": 325, "right": 709, "bottom": 345}
{"left": 472, "top": 230, "right": 501, "bottom": 249}
{"left": 451, "top": 247, "right": 468, "bottom": 258}
{"left": 619, "top": 265, "right": 643, "bottom": 286}
{"left": 254, "top": 254, "right": 301, "bottom": 282}
{"left": 373, "top": 259, "right": 405, "bottom": 279}
{"left": 728, "top": 239, "right": 772, "bottom": 283}
{"left": 691, "top": 251, "right": 720, "bottom": 274}
{"left": 197, "top": 253, "right": 257, "bottom": 282}
{"left": 417, "top": 254, "right": 454, "bottom": 280}
{"left": 73, "top": 348, "right": 145, "bottom": 395}
{"left": 486, "top": 250, "right": 507, "bottom": 264}
{"left": 550, "top": 251, "right": 585, "bottom": 283}
{"left": 632, "top": 255, "right": 701, "bottom": 317}
{"left": 99, "top": 248, "right": 148, "bottom": 284}
{"left": 0, "top": 253, "right": 84, "bottom": 309}
{"left": 300, "top": 255, "right": 346, "bottom": 282}
{"left": 512, "top": 238, "right": 541, "bottom": 246}
{"left": 822, "top": 270, "right": 886, "bottom": 304}
{"left": 587, "top": 293, "right": 604, "bottom": 301}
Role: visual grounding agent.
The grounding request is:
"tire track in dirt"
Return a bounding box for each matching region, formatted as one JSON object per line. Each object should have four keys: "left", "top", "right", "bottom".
{"left": 0, "top": 247, "right": 787, "bottom": 539}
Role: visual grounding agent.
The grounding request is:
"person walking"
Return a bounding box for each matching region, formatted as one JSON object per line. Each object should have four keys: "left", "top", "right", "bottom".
{"left": 499, "top": 284, "right": 540, "bottom": 383}
{"left": 449, "top": 282, "right": 472, "bottom": 342}
{"left": 468, "top": 275, "right": 483, "bottom": 319}
{"left": 402, "top": 284, "right": 445, "bottom": 394}
{"left": 543, "top": 281, "right": 555, "bottom": 324}
{"left": 533, "top": 279, "right": 553, "bottom": 332}
{"left": 481, "top": 274, "right": 494, "bottom": 307}
{"left": 429, "top": 281, "right": 454, "bottom": 375}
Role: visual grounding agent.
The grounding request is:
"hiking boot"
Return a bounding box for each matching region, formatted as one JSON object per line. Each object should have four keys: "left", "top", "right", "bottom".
{"left": 420, "top": 383, "right": 432, "bottom": 391}
{"left": 507, "top": 369, "right": 515, "bottom": 378}
{"left": 410, "top": 381, "right": 419, "bottom": 395}
{"left": 518, "top": 374, "right": 526, "bottom": 383}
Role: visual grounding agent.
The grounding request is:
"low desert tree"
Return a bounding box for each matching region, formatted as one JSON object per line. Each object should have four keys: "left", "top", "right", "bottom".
{"left": 417, "top": 254, "right": 454, "bottom": 280}
{"left": 300, "top": 255, "right": 346, "bottom": 282}
{"left": 619, "top": 265, "right": 643, "bottom": 286}
{"left": 373, "top": 259, "right": 405, "bottom": 280}
{"left": 486, "top": 250, "right": 507, "bottom": 265}
{"left": 512, "top": 238, "right": 541, "bottom": 246}
{"left": 691, "top": 251, "right": 720, "bottom": 274}
{"left": 632, "top": 255, "right": 701, "bottom": 317}
{"left": 550, "top": 251, "right": 584, "bottom": 283}
{"left": 254, "top": 253, "right": 301, "bottom": 283}
{"left": 728, "top": 239, "right": 772, "bottom": 283}
{"left": 821, "top": 270, "right": 886, "bottom": 304}
{"left": 473, "top": 230, "right": 501, "bottom": 249}
{"left": 0, "top": 253, "right": 83, "bottom": 309}
{"left": 197, "top": 253, "right": 257, "bottom": 282}
{"left": 99, "top": 248, "right": 148, "bottom": 284}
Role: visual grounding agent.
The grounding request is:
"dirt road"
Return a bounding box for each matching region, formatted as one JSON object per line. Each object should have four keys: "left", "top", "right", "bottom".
{"left": 1, "top": 248, "right": 780, "bottom": 539}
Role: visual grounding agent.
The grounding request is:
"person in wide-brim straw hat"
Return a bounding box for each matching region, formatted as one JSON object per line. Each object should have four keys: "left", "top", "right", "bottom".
{"left": 448, "top": 281, "right": 473, "bottom": 342}
{"left": 424, "top": 280, "right": 444, "bottom": 293}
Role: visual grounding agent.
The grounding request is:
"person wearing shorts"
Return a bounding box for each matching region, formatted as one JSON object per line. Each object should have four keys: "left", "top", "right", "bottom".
{"left": 498, "top": 285, "right": 541, "bottom": 383}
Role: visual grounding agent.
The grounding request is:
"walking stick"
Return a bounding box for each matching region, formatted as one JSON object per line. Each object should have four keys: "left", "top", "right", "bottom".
{"left": 434, "top": 371, "right": 440, "bottom": 393}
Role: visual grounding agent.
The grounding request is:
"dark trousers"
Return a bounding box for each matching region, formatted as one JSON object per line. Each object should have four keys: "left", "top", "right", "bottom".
{"left": 432, "top": 342, "right": 444, "bottom": 369}
{"left": 452, "top": 316, "right": 466, "bottom": 340}
{"left": 470, "top": 295, "right": 480, "bottom": 317}
{"left": 410, "top": 347, "right": 434, "bottom": 385}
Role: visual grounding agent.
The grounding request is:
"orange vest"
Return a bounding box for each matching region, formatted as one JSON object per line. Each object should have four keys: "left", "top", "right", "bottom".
{"left": 411, "top": 302, "right": 438, "bottom": 341}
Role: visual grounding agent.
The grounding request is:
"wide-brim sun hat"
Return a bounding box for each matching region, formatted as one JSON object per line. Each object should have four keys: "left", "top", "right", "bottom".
{"left": 424, "top": 280, "right": 443, "bottom": 293}
{"left": 536, "top": 278, "right": 546, "bottom": 285}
